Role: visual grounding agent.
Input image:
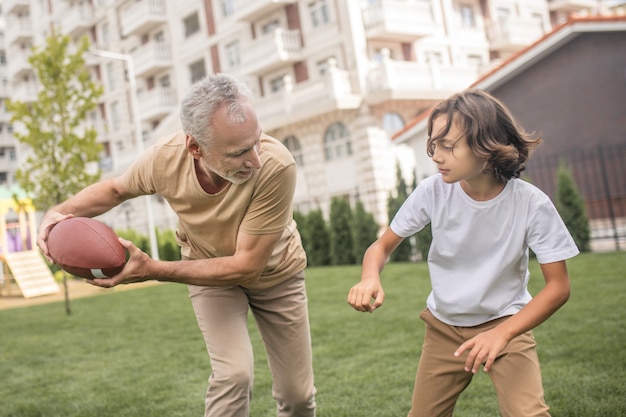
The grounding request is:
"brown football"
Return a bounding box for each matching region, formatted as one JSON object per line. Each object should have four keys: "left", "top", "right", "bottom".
{"left": 47, "top": 217, "right": 126, "bottom": 279}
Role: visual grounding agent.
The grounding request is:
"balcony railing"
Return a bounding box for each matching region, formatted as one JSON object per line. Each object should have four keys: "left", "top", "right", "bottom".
{"left": 120, "top": 0, "right": 166, "bottom": 37}
{"left": 11, "top": 82, "right": 39, "bottom": 103}
{"left": 240, "top": 28, "right": 303, "bottom": 75}
{"left": 7, "top": 49, "right": 32, "bottom": 79}
{"left": 137, "top": 87, "right": 176, "bottom": 122}
{"left": 547, "top": 0, "right": 599, "bottom": 12}
{"left": 366, "top": 51, "right": 480, "bottom": 103}
{"left": 254, "top": 60, "right": 361, "bottom": 130}
{"left": 6, "top": 18, "right": 33, "bottom": 45}
{"left": 488, "top": 18, "right": 546, "bottom": 53}
{"left": 63, "top": 4, "right": 95, "bottom": 37}
{"left": 362, "top": 0, "right": 436, "bottom": 41}
{"left": 4, "top": 0, "right": 30, "bottom": 15}
{"left": 232, "top": 0, "right": 296, "bottom": 22}
{"left": 132, "top": 42, "right": 172, "bottom": 78}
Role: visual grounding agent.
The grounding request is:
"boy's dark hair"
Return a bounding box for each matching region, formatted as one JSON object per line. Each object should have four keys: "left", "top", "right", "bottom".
{"left": 426, "top": 89, "right": 542, "bottom": 181}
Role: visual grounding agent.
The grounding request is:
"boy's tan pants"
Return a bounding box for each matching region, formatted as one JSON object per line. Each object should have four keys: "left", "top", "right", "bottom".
{"left": 408, "top": 308, "right": 550, "bottom": 417}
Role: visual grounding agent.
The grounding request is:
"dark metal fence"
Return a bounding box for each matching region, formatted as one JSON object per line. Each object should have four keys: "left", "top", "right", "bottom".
{"left": 525, "top": 143, "right": 626, "bottom": 252}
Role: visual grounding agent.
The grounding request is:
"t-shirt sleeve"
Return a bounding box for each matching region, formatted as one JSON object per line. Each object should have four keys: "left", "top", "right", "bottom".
{"left": 390, "top": 178, "right": 433, "bottom": 237}
{"left": 239, "top": 162, "right": 296, "bottom": 235}
{"left": 121, "top": 147, "right": 159, "bottom": 196}
{"left": 526, "top": 192, "right": 580, "bottom": 264}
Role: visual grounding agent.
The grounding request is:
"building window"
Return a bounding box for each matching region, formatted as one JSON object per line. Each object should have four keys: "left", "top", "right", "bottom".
{"left": 222, "top": 0, "right": 234, "bottom": 17}
{"left": 283, "top": 135, "right": 304, "bottom": 166}
{"left": 382, "top": 112, "right": 404, "bottom": 138}
{"left": 261, "top": 19, "right": 280, "bottom": 35}
{"left": 110, "top": 101, "right": 120, "bottom": 131}
{"left": 101, "top": 22, "right": 110, "bottom": 45}
{"left": 324, "top": 122, "right": 351, "bottom": 161}
{"left": 270, "top": 75, "right": 286, "bottom": 93}
{"left": 106, "top": 62, "right": 115, "bottom": 90}
{"left": 532, "top": 13, "right": 545, "bottom": 34}
{"left": 225, "top": 41, "right": 240, "bottom": 69}
{"left": 460, "top": 4, "right": 475, "bottom": 28}
{"left": 189, "top": 59, "right": 206, "bottom": 84}
{"left": 467, "top": 54, "right": 483, "bottom": 67}
{"left": 159, "top": 75, "right": 170, "bottom": 88}
{"left": 309, "top": 0, "right": 329, "bottom": 28}
{"left": 183, "top": 12, "right": 200, "bottom": 37}
{"left": 316, "top": 56, "right": 336, "bottom": 76}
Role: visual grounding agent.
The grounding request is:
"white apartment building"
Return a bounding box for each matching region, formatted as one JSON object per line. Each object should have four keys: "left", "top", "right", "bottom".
{"left": 0, "top": 0, "right": 608, "bottom": 238}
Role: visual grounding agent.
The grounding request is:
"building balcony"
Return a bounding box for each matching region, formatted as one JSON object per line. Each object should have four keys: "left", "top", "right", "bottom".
{"left": 547, "top": 0, "right": 599, "bottom": 12}
{"left": 253, "top": 61, "right": 361, "bottom": 131}
{"left": 362, "top": 0, "right": 437, "bottom": 42}
{"left": 131, "top": 42, "right": 172, "bottom": 78}
{"left": 120, "top": 0, "right": 167, "bottom": 37}
{"left": 4, "top": 0, "right": 30, "bottom": 14}
{"left": 137, "top": 87, "right": 177, "bottom": 122}
{"left": 240, "top": 29, "right": 303, "bottom": 75}
{"left": 365, "top": 52, "right": 480, "bottom": 104}
{"left": 11, "top": 82, "right": 39, "bottom": 103}
{"left": 232, "top": 0, "right": 296, "bottom": 22}
{"left": 488, "top": 18, "right": 546, "bottom": 54}
{"left": 0, "top": 68, "right": 9, "bottom": 98}
{"left": 7, "top": 50, "right": 33, "bottom": 80}
{"left": 63, "top": 4, "right": 95, "bottom": 38}
{"left": 5, "top": 18, "right": 33, "bottom": 45}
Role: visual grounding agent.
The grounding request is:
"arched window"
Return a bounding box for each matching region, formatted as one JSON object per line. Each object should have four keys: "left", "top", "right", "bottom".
{"left": 324, "top": 122, "right": 351, "bottom": 161}
{"left": 283, "top": 135, "right": 304, "bottom": 166}
{"left": 382, "top": 112, "right": 405, "bottom": 138}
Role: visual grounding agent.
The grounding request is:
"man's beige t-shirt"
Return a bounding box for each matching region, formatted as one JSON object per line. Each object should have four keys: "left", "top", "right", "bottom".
{"left": 122, "top": 131, "right": 306, "bottom": 289}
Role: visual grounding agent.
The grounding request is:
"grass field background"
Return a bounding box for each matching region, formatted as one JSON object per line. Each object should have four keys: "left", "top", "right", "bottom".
{"left": 0, "top": 251, "right": 624, "bottom": 416}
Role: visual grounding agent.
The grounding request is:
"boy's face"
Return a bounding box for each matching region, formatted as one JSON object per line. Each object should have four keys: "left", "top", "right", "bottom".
{"left": 430, "top": 114, "right": 483, "bottom": 184}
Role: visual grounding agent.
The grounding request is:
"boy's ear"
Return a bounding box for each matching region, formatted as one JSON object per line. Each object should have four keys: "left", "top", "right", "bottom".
{"left": 185, "top": 134, "right": 202, "bottom": 159}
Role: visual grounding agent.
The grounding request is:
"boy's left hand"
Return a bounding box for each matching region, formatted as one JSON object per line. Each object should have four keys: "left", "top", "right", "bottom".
{"left": 454, "top": 327, "right": 510, "bottom": 373}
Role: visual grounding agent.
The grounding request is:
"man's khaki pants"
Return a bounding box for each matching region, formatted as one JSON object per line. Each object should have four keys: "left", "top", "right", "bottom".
{"left": 408, "top": 308, "right": 550, "bottom": 417}
{"left": 189, "top": 272, "right": 316, "bottom": 417}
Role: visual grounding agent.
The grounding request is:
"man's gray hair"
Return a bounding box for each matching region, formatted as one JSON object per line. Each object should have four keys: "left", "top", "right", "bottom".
{"left": 180, "top": 73, "right": 253, "bottom": 149}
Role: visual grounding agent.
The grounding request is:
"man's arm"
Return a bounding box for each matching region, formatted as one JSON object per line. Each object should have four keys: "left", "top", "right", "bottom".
{"left": 89, "top": 228, "right": 283, "bottom": 288}
{"left": 37, "top": 176, "right": 134, "bottom": 260}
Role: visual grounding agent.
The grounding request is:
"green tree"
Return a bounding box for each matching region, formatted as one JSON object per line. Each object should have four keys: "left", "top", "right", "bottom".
{"left": 157, "top": 228, "right": 181, "bottom": 261}
{"left": 293, "top": 210, "right": 308, "bottom": 254}
{"left": 6, "top": 33, "right": 103, "bottom": 315}
{"left": 351, "top": 199, "right": 379, "bottom": 264}
{"left": 6, "top": 33, "right": 103, "bottom": 210}
{"left": 555, "top": 162, "right": 591, "bottom": 252}
{"left": 304, "top": 209, "right": 330, "bottom": 267}
{"left": 388, "top": 164, "right": 414, "bottom": 262}
{"left": 413, "top": 175, "right": 432, "bottom": 261}
{"left": 329, "top": 196, "right": 356, "bottom": 265}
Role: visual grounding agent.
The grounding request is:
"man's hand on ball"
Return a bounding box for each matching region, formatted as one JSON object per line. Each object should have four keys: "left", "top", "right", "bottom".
{"left": 87, "top": 238, "right": 152, "bottom": 287}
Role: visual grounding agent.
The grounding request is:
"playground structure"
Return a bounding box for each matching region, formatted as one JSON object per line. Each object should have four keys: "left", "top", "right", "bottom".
{"left": 0, "top": 185, "right": 59, "bottom": 298}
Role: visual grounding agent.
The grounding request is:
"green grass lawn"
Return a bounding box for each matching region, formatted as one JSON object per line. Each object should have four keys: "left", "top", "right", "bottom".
{"left": 0, "top": 251, "right": 624, "bottom": 417}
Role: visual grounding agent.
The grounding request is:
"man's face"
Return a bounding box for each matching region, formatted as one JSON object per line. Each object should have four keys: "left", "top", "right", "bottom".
{"left": 191, "top": 100, "right": 263, "bottom": 187}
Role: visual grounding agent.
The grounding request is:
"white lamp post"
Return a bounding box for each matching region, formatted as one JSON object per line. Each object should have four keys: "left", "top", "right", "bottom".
{"left": 89, "top": 48, "right": 159, "bottom": 260}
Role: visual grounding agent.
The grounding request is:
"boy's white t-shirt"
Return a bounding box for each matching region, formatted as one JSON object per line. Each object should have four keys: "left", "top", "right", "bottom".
{"left": 390, "top": 174, "right": 579, "bottom": 327}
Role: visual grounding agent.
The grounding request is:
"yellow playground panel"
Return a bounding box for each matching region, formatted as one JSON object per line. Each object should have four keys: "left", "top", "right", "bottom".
{"left": 0, "top": 185, "right": 59, "bottom": 298}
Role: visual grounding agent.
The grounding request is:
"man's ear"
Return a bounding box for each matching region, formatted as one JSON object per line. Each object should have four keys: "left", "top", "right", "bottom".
{"left": 185, "top": 134, "right": 202, "bottom": 159}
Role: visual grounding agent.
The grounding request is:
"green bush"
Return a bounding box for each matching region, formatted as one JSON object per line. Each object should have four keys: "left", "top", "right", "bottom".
{"left": 555, "top": 162, "right": 591, "bottom": 252}
{"left": 302, "top": 209, "right": 331, "bottom": 267}
{"left": 329, "top": 197, "right": 356, "bottom": 265}
{"left": 351, "top": 200, "right": 379, "bottom": 264}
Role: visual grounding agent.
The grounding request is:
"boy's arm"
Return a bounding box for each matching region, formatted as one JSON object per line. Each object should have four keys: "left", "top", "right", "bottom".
{"left": 455, "top": 260, "right": 571, "bottom": 373}
{"left": 348, "top": 228, "right": 404, "bottom": 313}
